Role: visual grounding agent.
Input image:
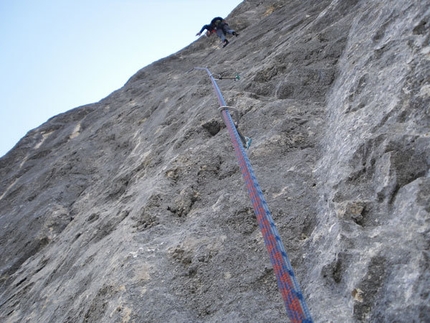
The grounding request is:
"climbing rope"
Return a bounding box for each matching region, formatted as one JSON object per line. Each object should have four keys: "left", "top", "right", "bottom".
{"left": 195, "top": 67, "right": 313, "bottom": 323}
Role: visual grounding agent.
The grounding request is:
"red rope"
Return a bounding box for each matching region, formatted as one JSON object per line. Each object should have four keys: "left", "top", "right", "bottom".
{"left": 195, "top": 67, "right": 313, "bottom": 322}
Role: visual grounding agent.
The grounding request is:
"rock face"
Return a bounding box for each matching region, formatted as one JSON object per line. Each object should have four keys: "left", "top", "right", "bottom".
{"left": 0, "top": 0, "right": 429, "bottom": 322}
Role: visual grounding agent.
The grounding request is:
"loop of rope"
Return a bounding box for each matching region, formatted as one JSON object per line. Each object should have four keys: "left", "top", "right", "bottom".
{"left": 218, "top": 106, "right": 240, "bottom": 126}
{"left": 195, "top": 67, "right": 313, "bottom": 323}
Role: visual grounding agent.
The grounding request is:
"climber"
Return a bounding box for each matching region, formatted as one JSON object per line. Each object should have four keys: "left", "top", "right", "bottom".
{"left": 196, "top": 17, "right": 239, "bottom": 48}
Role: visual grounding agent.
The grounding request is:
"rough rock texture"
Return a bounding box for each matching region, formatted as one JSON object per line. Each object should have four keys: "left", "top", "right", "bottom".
{"left": 1, "top": 0, "right": 429, "bottom": 322}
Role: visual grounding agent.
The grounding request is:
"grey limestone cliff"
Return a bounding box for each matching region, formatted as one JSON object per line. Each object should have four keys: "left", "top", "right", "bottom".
{"left": 1, "top": 0, "right": 429, "bottom": 322}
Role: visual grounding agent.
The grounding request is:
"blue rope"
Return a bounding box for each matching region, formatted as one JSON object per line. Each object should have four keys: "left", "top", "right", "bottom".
{"left": 195, "top": 67, "right": 313, "bottom": 322}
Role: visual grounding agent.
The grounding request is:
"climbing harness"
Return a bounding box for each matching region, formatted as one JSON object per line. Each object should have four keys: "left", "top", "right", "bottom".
{"left": 194, "top": 67, "right": 313, "bottom": 323}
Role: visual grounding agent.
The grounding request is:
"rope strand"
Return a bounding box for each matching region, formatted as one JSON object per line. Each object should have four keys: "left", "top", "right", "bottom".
{"left": 195, "top": 67, "right": 313, "bottom": 322}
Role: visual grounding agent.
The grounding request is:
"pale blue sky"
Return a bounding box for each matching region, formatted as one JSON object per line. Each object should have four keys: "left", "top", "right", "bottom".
{"left": 0, "top": 0, "right": 242, "bottom": 157}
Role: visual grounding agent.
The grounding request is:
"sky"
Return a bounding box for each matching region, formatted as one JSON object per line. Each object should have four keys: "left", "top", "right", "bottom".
{"left": 0, "top": 0, "right": 243, "bottom": 157}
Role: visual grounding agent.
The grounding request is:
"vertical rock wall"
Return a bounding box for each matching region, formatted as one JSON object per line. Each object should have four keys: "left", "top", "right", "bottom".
{"left": 0, "top": 0, "right": 429, "bottom": 322}
{"left": 309, "top": 1, "right": 430, "bottom": 321}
